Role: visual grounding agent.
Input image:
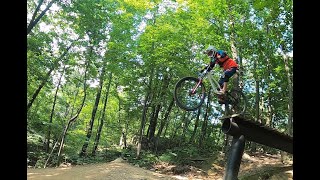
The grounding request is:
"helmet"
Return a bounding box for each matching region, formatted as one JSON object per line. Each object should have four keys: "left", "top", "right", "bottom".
{"left": 204, "top": 45, "right": 217, "bottom": 57}
{"left": 216, "top": 50, "right": 227, "bottom": 58}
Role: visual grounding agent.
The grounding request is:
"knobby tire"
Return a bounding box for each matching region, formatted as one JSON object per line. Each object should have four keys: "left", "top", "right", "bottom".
{"left": 174, "top": 77, "right": 206, "bottom": 111}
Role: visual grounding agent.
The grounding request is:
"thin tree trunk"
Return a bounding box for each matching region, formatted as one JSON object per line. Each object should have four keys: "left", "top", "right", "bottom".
{"left": 280, "top": 45, "right": 293, "bottom": 164}
{"left": 92, "top": 73, "right": 112, "bottom": 156}
{"left": 251, "top": 58, "right": 260, "bottom": 152}
{"left": 146, "top": 104, "right": 156, "bottom": 138}
{"left": 266, "top": 59, "right": 273, "bottom": 126}
{"left": 44, "top": 136, "right": 60, "bottom": 168}
{"left": 156, "top": 98, "right": 174, "bottom": 138}
{"left": 27, "top": 0, "right": 58, "bottom": 35}
{"left": 137, "top": 91, "right": 150, "bottom": 158}
{"left": 80, "top": 65, "right": 106, "bottom": 157}
{"left": 149, "top": 104, "right": 161, "bottom": 141}
{"left": 265, "top": 25, "right": 273, "bottom": 127}
{"left": 148, "top": 74, "right": 170, "bottom": 141}
{"left": 266, "top": 102, "right": 273, "bottom": 127}
{"left": 182, "top": 112, "right": 191, "bottom": 142}
{"left": 199, "top": 90, "right": 211, "bottom": 148}
{"left": 137, "top": 68, "right": 154, "bottom": 158}
{"left": 281, "top": 46, "right": 293, "bottom": 136}
{"left": 45, "top": 65, "right": 66, "bottom": 153}
{"left": 55, "top": 60, "right": 89, "bottom": 166}
{"left": 28, "top": 0, "right": 44, "bottom": 32}
{"left": 69, "top": 83, "right": 81, "bottom": 118}
{"left": 27, "top": 43, "right": 73, "bottom": 111}
{"left": 123, "top": 111, "right": 129, "bottom": 149}
{"left": 189, "top": 108, "right": 201, "bottom": 144}
{"left": 117, "top": 87, "right": 123, "bottom": 147}
{"left": 227, "top": 1, "right": 240, "bottom": 89}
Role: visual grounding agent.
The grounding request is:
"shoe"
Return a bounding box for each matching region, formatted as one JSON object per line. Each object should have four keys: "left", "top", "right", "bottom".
{"left": 216, "top": 90, "right": 225, "bottom": 95}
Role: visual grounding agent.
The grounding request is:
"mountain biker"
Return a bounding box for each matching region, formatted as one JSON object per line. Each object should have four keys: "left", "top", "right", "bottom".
{"left": 201, "top": 45, "right": 239, "bottom": 103}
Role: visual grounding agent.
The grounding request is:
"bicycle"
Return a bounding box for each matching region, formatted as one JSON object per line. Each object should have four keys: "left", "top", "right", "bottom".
{"left": 174, "top": 66, "right": 247, "bottom": 115}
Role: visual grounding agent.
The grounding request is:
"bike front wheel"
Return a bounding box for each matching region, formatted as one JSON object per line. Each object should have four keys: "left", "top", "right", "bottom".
{"left": 174, "top": 77, "right": 206, "bottom": 111}
{"left": 227, "top": 89, "right": 247, "bottom": 115}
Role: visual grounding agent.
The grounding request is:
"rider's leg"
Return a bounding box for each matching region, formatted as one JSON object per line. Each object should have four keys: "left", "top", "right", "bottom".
{"left": 221, "top": 82, "right": 227, "bottom": 93}
{"left": 218, "top": 74, "right": 227, "bottom": 94}
{"left": 218, "top": 74, "right": 225, "bottom": 91}
{"left": 220, "top": 68, "right": 237, "bottom": 94}
{"left": 217, "top": 83, "right": 225, "bottom": 95}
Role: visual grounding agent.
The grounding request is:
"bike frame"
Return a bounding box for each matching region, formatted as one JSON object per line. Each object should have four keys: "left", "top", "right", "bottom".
{"left": 192, "top": 69, "right": 221, "bottom": 95}
{"left": 204, "top": 70, "right": 221, "bottom": 94}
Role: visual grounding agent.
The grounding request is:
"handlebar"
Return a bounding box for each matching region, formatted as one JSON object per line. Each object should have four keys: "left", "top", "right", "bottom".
{"left": 198, "top": 67, "right": 211, "bottom": 78}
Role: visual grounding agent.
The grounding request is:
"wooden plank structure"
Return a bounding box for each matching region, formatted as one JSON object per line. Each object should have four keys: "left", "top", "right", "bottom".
{"left": 219, "top": 114, "right": 293, "bottom": 180}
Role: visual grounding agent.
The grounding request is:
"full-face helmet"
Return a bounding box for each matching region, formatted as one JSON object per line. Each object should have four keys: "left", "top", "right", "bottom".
{"left": 204, "top": 45, "right": 217, "bottom": 58}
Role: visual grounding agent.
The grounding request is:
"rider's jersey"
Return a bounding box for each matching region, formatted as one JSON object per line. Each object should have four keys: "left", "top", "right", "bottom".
{"left": 210, "top": 55, "right": 238, "bottom": 71}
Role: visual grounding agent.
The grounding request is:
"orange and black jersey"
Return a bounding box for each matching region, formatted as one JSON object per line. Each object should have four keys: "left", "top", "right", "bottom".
{"left": 208, "top": 55, "right": 238, "bottom": 71}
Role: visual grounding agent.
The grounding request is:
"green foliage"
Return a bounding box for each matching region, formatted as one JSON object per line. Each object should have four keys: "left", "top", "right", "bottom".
{"left": 27, "top": 0, "right": 292, "bottom": 168}
{"left": 168, "top": 146, "right": 198, "bottom": 165}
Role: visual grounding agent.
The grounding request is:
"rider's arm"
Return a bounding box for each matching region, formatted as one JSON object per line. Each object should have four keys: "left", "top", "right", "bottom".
{"left": 200, "top": 57, "right": 217, "bottom": 72}
{"left": 207, "top": 57, "right": 217, "bottom": 71}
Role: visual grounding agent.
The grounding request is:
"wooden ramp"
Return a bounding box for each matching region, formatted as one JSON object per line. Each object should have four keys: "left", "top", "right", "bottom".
{"left": 219, "top": 114, "right": 292, "bottom": 154}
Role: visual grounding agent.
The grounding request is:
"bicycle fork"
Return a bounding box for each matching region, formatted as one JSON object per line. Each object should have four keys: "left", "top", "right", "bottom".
{"left": 190, "top": 78, "right": 202, "bottom": 95}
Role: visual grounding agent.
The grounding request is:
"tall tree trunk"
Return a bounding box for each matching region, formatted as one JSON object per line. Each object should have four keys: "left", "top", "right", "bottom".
{"left": 27, "top": 0, "right": 58, "bottom": 35}
{"left": 281, "top": 46, "right": 293, "bottom": 136}
{"left": 182, "top": 112, "right": 191, "bottom": 143}
{"left": 117, "top": 89, "right": 123, "bottom": 147}
{"left": 266, "top": 101, "right": 273, "bottom": 127}
{"left": 199, "top": 90, "right": 211, "bottom": 148}
{"left": 148, "top": 103, "right": 161, "bottom": 141}
{"left": 251, "top": 58, "right": 260, "bottom": 152}
{"left": 156, "top": 97, "right": 174, "bottom": 138}
{"left": 148, "top": 74, "right": 170, "bottom": 142}
{"left": 280, "top": 45, "right": 293, "bottom": 164}
{"left": 92, "top": 72, "right": 112, "bottom": 156}
{"left": 68, "top": 83, "right": 81, "bottom": 118}
{"left": 189, "top": 108, "right": 201, "bottom": 144}
{"left": 120, "top": 109, "right": 130, "bottom": 150}
{"left": 45, "top": 65, "right": 66, "bottom": 153}
{"left": 137, "top": 6, "right": 160, "bottom": 157}
{"left": 123, "top": 111, "right": 129, "bottom": 149}
{"left": 227, "top": 1, "right": 240, "bottom": 89}
{"left": 146, "top": 104, "right": 156, "bottom": 138}
{"left": 137, "top": 68, "right": 154, "bottom": 158}
{"left": 137, "top": 91, "right": 151, "bottom": 158}
{"left": 80, "top": 65, "right": 106, "bottom": 157}
{"left": 266, "top": 59, "right": 273, "bottom": 127}
{"left": 265, "top": 25, "right": 273, "bottom": 127}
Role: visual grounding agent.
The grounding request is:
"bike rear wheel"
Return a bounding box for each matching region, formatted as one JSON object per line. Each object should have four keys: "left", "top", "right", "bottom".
{"left": 227, "top": 89, "right": 247, "bottom": 115}
{"left": 174, "top": 77, "right": 206, "bottom": 111}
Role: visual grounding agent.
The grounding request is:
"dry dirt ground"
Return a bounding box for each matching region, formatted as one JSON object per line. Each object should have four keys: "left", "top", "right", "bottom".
{"left": 27, "top": 153, "right": 293, "bottom": 180}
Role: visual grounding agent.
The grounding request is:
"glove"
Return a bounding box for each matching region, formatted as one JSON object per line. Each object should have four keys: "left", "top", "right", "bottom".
{"left": 199, "top": 65, "right": 208, "bottom": 73}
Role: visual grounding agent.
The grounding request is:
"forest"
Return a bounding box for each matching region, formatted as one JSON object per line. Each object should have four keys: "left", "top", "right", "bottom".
{"left": 27, "top": 0, "right": 293, "bottom": 174}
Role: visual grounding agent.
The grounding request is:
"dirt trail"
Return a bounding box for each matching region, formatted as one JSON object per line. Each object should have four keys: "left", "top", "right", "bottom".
{"left": 27, "top": 158, "right": 178, "bottom": 180}
{"left": 27, "top": 153, "right": 293, "bottom": 180}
